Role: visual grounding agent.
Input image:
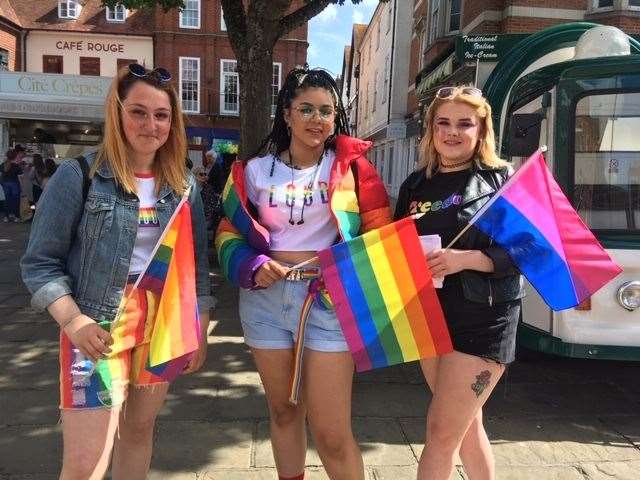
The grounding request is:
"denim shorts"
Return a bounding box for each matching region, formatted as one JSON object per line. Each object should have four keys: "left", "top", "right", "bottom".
{"left": 239, "top": 279, "right": 348, "bottom": 352}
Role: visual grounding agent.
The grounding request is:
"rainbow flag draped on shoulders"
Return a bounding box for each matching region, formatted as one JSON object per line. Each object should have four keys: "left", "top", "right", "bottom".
{"left": 470, "top": 149, "right": 622, "bottom": 311}
{"left": 215, "top": 161, "right": 270, "bottom": 286}
{"left": 318, "top": 217, "right": 453, "bottom": 372}
{"left": 120, "top": 191, "right": 200, "bottom": 381}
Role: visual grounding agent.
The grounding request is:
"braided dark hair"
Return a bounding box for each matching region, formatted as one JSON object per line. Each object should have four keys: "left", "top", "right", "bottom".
{"left": 250, "top": 65, "right": 350, "bottom": 160}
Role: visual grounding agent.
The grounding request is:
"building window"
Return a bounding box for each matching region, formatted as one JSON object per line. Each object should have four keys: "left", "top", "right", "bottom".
{"left": 419, "top": 30, "right": 427, "bottom": 70}
{"left": 180, "top": 0, "right": 200, "bottom": 29}
{"left": 429, "top": 0, "right": 440, "bottom": 43}
{"left": 386, "top": 144, "right": 394, "bottom": 185}
{"left": 117, "top": 58, "right": 137, "bottom": 73}
{"left": 106, "top": 4, "right": 127, "bottom": 22}
{"left": 221, "top": 7, "right": 227, "bottom": 31}
{"left": 593, "top": 0, "right": 613, "bottom": 7}
{"left": 387, "top": 2, "right": 392, "bottom": 32}
{"left": 80, "top": 57, "right": 100, "bottom": 76}
{"left": 373, "top": 70, "right": 377, "bottom": 111}
{"left": 272, "top": 63, "right": 282, "bottom": 116}
{"left": 0, "top": 49, "right": 8, "bottom": 71}
{"left": 382, "top": 56, "right": 389, "bottom": 103}
{"left": 180, "top": 57, "right": 200, "bottom": 113}
{"left": 221, "top": 59, "right": 239, "bottom": 115}
{"left": 376, "top": 21, "right": 381, "bottom": 50}
{"left": 43, "top": 55, "right": 63, "bottom": 74}
{"left": 365, "top": 82, "right": 369, "bottom": 115}
{"left": 58, "top": 1, "right": 80, "bottom": 19}
{"left": 448, "top": 0, "right": 461, "bottom": 32}
{"left": 629, "top": 0, "right": 640, "bottom": 7}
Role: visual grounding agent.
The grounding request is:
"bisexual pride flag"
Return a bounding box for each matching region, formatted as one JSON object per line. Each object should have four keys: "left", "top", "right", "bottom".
{"left": 471, "top": 149, "right": 622, "bottom": 311}
{"left": 318, "top": 217, "right": 453, "bottom": 372}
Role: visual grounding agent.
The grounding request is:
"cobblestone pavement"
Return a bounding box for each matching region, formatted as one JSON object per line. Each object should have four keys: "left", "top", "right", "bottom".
{"left": 1, "top": 222, "right": 639, "bottom": 479}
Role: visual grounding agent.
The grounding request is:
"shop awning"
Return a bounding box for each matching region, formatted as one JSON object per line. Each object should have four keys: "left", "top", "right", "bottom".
{"left": 416, "top": 54, "right": 455, "bottom": 99}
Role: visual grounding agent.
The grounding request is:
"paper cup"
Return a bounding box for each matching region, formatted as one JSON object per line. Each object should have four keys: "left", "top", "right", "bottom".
{"left": 419, "top": 234, "right": 443, "bottom": 288}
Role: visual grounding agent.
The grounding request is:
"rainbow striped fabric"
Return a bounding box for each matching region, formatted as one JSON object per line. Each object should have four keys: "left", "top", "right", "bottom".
{"left": 221, "top": 161, "right": 269, "bottom": 251}
{"left": 129, "top": 194, "right": 200, "bottom": 381}
{"left": 318, "top": 217, "right": 453, "bottom": 371}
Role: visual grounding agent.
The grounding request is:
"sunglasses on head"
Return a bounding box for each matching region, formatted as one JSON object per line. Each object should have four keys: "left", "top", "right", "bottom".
{"left": 436, "top": 86, "right": 483, "bottom": 99}
{"left": 128, "top": 63, "right": 172, "bottom": 84}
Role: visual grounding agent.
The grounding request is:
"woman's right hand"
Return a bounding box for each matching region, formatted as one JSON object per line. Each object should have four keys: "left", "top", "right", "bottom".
{"left": 254, "top": 260, "right": 290, "bottom": 288}
{"left": 63, "top": 315, "right": 114, "bottom": 362}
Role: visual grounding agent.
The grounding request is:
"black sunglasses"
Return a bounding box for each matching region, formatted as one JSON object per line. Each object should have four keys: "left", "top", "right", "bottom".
{"left": 128, "top": 63, "right": 172, "bottom": 83}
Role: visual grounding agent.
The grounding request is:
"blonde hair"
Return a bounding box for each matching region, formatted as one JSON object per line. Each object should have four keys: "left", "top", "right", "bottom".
{"left": 418, "top": 86, "right": 507, "bottom": 177}
{"left": 92, "top": 67, "right": 188, "bottom": 195}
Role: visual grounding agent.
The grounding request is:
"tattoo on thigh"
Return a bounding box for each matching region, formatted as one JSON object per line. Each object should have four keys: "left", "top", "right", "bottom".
{"left": 470, "top": 370, "right": 491, "bottom": 398}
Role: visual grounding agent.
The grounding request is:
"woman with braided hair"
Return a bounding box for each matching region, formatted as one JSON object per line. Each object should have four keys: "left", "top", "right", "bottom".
{"left": 216, "top": 67, "right": 391, "bottom": 480}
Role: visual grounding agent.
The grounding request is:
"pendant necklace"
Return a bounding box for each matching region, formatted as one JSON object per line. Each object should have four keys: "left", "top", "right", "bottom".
{"left": 287, "top": 150, "right": 324, "bottom": 225}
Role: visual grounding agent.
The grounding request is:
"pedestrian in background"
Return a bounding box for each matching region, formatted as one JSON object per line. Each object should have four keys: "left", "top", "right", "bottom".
{"left": 193, "top": 165, "right": 218, "bottom": 230}
{"left": 1, "top": 149, "right": 22, "bottom": 222}
{"left": 30, "top": 154, "right": 47, "bottom": 204}
{"left": 394, "top": 86, "right": 524, "bottom": 480}
{"left": 21, "top": 64, "right": 213, "bottom": 480}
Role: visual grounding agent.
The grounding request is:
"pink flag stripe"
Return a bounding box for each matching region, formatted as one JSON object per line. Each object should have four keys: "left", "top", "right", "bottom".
{"left": 317, "top": 248, "right": 373, "bottom": 371}
{"left": 501, "top": 154, "right": 567, "bottom": 263}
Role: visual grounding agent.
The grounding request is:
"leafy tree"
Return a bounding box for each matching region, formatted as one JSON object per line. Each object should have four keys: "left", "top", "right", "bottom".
{"left": 105, "top": 0, "right": 382, "bottom": 155}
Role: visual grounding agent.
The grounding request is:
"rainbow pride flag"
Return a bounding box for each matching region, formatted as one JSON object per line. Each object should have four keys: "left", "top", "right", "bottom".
{"left": 128, "top": 193, "right": 200, "bottom": 381}
{"left": 318, "top": 217, "right": 453, "bottom": 372}
{"left": 471, "top": 149, "right": 622, "bottom": 310}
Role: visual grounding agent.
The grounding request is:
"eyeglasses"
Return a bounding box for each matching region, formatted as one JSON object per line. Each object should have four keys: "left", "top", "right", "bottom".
{"left": 128, "top": 63, "right": 172, "bottom": 84}
{"left": 436, "top": 86, "right": 483, "bottom": 99}
{"left": 292, "top": 105, "right": 336, "bottom": 122}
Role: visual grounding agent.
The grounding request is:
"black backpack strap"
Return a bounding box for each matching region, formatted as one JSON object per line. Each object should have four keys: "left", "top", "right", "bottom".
{"left": 76, "top": 155, "right": 91, "bottom": 202}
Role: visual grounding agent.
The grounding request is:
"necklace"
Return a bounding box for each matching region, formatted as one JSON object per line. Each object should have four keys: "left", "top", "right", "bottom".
{"left": 439, "top": 157, "right": 473, "bottom": 169}
{"left": 287, "top": 150, "right": 324, "bottom": 225}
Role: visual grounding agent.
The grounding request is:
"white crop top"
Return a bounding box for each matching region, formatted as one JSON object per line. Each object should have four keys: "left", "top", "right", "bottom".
{"left": 244, "top": 151, "right": 338, "bottom": 251}
{"left": 129, "top": 173, "right": 162, "bottom": 274}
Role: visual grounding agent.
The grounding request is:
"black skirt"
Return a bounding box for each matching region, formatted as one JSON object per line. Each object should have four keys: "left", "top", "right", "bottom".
{"left": 437, "top": 275, "right": 521, "bottom": 364}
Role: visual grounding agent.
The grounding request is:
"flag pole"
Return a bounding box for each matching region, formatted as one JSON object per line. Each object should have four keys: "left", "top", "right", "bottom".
{"left": 444, "top": 146, "right": 547, "bottom": 250}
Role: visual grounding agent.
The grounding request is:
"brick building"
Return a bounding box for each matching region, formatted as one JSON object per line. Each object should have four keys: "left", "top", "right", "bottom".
{"left": 384, "top": 0, "right": 640, "bottom": 197}
{"left": 0, "top": 0, "right": 308, "bottom": 162}
{"left": 0, "top": 1, "right": 22, "bottom": 71}
{"left": 152, "top": 0, "right": 308, "bottom": 157}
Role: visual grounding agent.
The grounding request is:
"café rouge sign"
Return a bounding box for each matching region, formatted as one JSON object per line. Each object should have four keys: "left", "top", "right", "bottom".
{"left": 56, "top": 40, "right": 125, "bottom": 53}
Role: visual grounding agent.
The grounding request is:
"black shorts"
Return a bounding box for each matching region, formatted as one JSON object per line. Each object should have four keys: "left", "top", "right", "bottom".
{"left": 437, "top": 276, "right": 521, "bottom": 364}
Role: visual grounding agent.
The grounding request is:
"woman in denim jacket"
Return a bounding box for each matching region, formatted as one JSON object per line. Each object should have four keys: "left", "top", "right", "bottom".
{"left": 21, "top": 65, "right": 213, "bottom": 480}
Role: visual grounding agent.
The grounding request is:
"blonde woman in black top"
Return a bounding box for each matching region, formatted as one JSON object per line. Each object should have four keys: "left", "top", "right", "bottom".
{"left": 395, "top": 86, "right": 524, "bottom": 480}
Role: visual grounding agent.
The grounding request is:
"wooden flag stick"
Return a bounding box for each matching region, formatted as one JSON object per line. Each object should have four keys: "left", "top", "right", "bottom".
{"left": 290, "top": 256, "right": 319, "bottom": 270}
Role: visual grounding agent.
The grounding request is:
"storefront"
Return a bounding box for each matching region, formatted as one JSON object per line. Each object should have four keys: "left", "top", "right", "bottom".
{"left": 0, "top": 71, "right": 111, "bottom": 158}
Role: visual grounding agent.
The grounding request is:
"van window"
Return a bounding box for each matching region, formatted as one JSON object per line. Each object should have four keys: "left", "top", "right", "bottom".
{"left": 573, "top": 92, "right": 640, "bottom": 232}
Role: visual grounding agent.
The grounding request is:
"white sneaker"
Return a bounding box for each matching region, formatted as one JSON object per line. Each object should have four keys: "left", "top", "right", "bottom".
{"left": 2, "top": 217, "right": 8, "bottom": 223}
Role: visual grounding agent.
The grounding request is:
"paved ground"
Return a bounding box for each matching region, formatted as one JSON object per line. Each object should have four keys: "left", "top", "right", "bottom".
{"left": 1, "top": 222, "right": 639, "bottom": 479}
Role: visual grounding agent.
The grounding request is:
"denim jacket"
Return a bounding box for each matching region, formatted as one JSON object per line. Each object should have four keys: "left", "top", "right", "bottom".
{"left": 21, "top": 153, "right": 213, "bottom": 323}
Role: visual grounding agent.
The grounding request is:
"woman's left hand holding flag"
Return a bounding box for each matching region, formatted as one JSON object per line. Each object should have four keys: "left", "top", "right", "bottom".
{"left": 183, "top": 311, "right": 210, "bottom": 374}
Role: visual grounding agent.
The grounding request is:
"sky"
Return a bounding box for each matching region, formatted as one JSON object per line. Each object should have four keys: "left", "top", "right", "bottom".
{"left": 307, "top": 0, "right": 380, "bottom": 77}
